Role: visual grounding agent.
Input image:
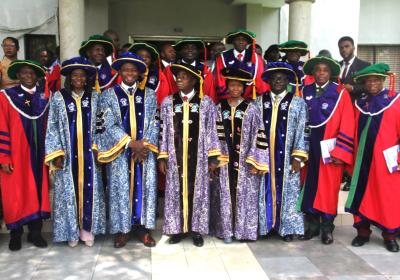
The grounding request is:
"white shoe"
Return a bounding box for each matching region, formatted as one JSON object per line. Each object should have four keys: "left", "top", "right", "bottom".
{"left": 68, "top": 240, "right": 79, "bottom": 248}
{"left": 84, "top": 240, "right": 95, "bottom": 247}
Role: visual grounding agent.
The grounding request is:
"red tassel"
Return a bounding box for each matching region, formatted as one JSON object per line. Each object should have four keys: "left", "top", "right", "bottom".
{"left": 388, "top": 73, "right": 396, "bottom": 97}
{"left": 337, "top": 77, "right": 344, "bottom": 94}
{"left": 44, "top": 73, "right": 50, "bottom": 98}
{"left": 251, "top": 38, "right": 256, "bottom": 64}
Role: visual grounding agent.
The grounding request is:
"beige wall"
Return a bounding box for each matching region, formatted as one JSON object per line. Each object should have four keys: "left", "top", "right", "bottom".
{"left": 85, "top": 0, "right": 109, "bottom": 38}
{"left": 108, "top": 0, "right": 246, "bottom": 43}
{"left": 359, "top": 0, "right": 400, "bottom": 45}
{"left": 245, "top": 4, "right": 280, "bottom": 51}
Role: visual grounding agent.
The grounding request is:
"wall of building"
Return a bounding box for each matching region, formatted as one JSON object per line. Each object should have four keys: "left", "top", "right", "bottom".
{"left": 309, "top": 0, "right": 360, "bottom": 60}
{"left": 359, "top": 0, "right": 400, "bottom": 45}
{"left": 246, "top": 4, "right": 280, "bottom": 51}
{"left": 0, "top": 0, "right": 58, "bottom": 59}
{"left": 84, "top": 0, "right": 109, "bottom": 38}
{"left": 108, "top": 0, "right": 246, "bottom": 44}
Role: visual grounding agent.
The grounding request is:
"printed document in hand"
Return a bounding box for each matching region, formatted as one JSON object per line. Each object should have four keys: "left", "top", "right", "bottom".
{"left": 383, "top": 145, "right": 400, "bottom": 173}
{"left": 320, "top": 138, "right": 336, "bottom": 164}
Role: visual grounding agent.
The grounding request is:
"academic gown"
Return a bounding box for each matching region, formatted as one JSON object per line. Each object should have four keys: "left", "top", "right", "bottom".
{"left": 45, "top": 89, "right": 106, "bottom": 242}
{"left": 257, "top": 90, "right": 309, "bottom": 236}
{"left": 97, "top": 84, "right": 159, "bottom": 234}
{"left": 210, "top": 99, "right": 269, "bottom": 240}
{"left": 346, "top": 89, "right": 400, "bottom": 233}
{"left": 299, "top": 82, "right": 355, "bottom": 218}
{"left": 158, "top": 94, "right": 228, "bottom": 235}
{"left": 0, "top": 85, "right": 51, "bottom": 230}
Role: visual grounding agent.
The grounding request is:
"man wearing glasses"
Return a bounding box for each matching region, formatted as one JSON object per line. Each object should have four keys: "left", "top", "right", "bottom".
{"left": 0, "top": 37, "right": 20, "bottom": 89}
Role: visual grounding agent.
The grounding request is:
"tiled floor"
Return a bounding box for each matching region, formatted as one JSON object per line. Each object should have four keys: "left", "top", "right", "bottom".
{"left": 1, "top": 225, "right": 400, "bottom": 280}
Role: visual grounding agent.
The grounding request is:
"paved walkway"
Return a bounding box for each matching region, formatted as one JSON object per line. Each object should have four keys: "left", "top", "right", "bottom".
{"left": 0, "top": 225, "right": 399, "bottom": 280}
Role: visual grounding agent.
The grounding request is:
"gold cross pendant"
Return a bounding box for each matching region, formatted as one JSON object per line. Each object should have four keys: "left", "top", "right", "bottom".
{"left": 24, "top": 99, "right": 31, "bottom": 107}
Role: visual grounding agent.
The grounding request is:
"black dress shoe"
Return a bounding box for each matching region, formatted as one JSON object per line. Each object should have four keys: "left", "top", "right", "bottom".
{"left": 9, "top": 237, "right": 22, "bottom": 251}
{"left": 351, "top": 235, "right": 369, "bottom": 247}
{"left": 168, "top": 234, "right": 185, "bottom": 244}
{"left": 282, "top": 235, "right": 293, "bottom": 242}
{"left": 299, "top": 230, "right": 320, "bottom": 240}
{"left": 192, "top": 234, "right": 204, "bottom": 247}
{"left": 384, "top": 239, "right": 399, "bottom": 252}
{"left": 321, "top": 231, "right": 334, "bottom": 245}
{"left": 27, "top": 233, "right": 48, "bottom": 248}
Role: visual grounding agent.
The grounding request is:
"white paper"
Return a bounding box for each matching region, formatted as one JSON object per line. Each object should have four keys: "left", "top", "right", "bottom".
{"left": 320, "top": 138, "right": 336, "bottom": 164}
{"left": 383, "top": 145, "right": 400, "bottom": 173}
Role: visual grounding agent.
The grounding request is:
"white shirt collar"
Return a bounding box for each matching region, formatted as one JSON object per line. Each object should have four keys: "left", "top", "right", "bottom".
{"left": 270, "top": 90, "right": 287, "bottom": 101}
{"left": 233, "top": 49, "right": 246, "bottom": 59}
{"left": 181, "top": 59, "right": 196, "bottom": 67}
{"left": 316, "top": 81, "right": 330, "bottom": 89}
{"left": 21, "top": 85, "right": 36, "bottom": 94}
{"left": 343, "top": 56, "right": 356, "bottom": 67}
{"left": 72, "top": 90, "right": 84, "bottom": 99}
{"left": 121, "top": 81, "right": 137, "bottom": 93}
{"left": 180, "top": 89, "right": 196, "bottom": 101}
{"left": 162, "top": 59, "right": 171, "bottom": 67}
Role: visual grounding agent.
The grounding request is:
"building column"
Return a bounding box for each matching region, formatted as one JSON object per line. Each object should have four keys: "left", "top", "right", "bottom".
{"left": 59, "top": 0, "right": 85, "bottom": 61}
{"left": 285, "top": 0, "right": 315, "bottom": 43}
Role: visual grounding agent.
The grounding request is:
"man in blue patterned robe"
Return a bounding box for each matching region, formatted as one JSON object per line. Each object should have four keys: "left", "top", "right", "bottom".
{"left": 97, "top": 52, "right": 159, "bottom": 248}
{"left": 258, "top": 62, "right": 309, "bottom": 241}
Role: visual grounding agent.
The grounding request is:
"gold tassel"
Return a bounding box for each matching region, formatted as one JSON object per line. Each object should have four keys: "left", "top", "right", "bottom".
{"left": 295, "top": 77, "right": 301, "bottom": 97}
{"left": 199, "top": 76, "right": 204, "bottom": 99}
{"left": 252, "top": 78, "right": 257, "bottom": 100}
{"left": 95, "top": 72, "right": 101, "bottom": 93}
{"left": 139, "top": 67, "right": 149, "bottom": 90}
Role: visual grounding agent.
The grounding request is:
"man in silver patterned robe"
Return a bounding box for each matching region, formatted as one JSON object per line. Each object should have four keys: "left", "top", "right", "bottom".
{"left": 97, "top": 52, "right": 159, "bottom": 248}
{"left": 158, "top": 63, "right": 228, "bottom": 247}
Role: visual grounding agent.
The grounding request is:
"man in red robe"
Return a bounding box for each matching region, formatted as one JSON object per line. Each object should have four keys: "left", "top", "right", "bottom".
{"left": 346, "top": 63, "right": 400, "bottom": 253}
{"left": 298, "top": 56, "right": 355, "bottom": 245}
{"left": 0, "top": 60, "right": 50, "bottom": 251}
{"left": 215, "top": 29, "right": 268, "bottom": 101}
{"left": 162, "top": 39, "right": 217, "bottom": 103}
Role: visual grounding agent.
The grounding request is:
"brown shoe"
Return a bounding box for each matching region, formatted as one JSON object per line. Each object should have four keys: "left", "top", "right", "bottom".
{"left": 138, "top": 232, "right": 156, "bottom": 247}
{"left": 114, "top": 233, "right": 129, "bottom": 248}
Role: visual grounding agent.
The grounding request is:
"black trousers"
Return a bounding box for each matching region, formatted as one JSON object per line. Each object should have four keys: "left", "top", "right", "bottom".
{"left": 305, "top": 213, "right": 335, "bottom": 233}
{"left": 10, "top": 219, "right": 43, "bottom": 239}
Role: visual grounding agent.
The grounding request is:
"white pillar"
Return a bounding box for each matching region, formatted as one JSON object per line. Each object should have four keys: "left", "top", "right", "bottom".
{"left": 59, "top": 0, "right": 85, "bottom": 61}
{"left": 285, "top": 0, "right": 315, "bottom": 43}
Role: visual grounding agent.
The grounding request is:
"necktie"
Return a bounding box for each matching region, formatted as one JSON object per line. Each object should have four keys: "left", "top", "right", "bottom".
{"left": 128, "top": 87, "right": 134, "bottom": 95}
{"left": 237, "top": 53, "right": 243, "bottom": 61}
{"left": 182, "top": 95, "right": 188, "bottom": 102}
{"left": 341, "top": 61, "right": 349, "bottom": 81}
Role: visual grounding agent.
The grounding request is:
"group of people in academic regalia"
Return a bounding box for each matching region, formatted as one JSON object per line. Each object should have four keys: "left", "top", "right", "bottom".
{"left": 1, "top": 29, "right": 400, "bottom": 254}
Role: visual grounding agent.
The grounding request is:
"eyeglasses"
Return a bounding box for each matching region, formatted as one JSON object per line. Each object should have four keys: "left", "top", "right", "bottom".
{"left": 1, "top": 44, "right": 16, "bottom": 48}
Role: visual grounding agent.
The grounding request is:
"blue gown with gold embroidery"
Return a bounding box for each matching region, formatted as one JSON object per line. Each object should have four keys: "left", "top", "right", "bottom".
{"left": 45, "top": 89, "right": 106, "bottom": 242}
{"left": 97, "top": 85, "right": 159, "bottom": 234}
{"left": 257, "top": 90, "right": 309, "bottom": 236}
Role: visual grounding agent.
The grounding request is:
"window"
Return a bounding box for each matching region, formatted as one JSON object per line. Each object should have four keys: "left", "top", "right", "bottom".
{"left": 358, "top": 45, "right": 400, "bottom": 91}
